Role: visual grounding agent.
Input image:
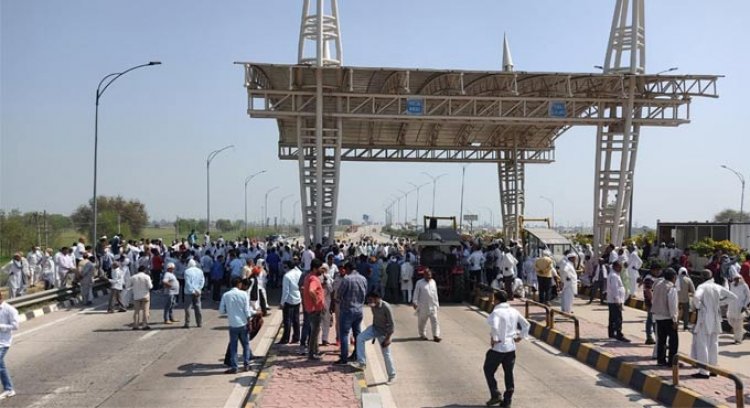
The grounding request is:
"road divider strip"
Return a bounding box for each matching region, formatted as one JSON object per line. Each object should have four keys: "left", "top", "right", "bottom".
{"left": 470, "top": 293, "right": 721, "bottom": 408}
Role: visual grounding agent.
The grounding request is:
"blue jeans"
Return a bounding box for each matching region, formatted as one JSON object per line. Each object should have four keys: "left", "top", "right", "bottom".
{"left": 228, "top": 326, "right": 252, "bottom": 369}
{"left": 163, "top": 294, "right": 177, "bottom": 322}
{"left": 356, "top": 326, "right": 396, "bottom": 378}
{"left": 339, "top": 310, "right": 363, "bottom": 360}
{"left": 0, "top": 346, "right": 13, "bottom": 391}
{"left": 300, "top": 311, "right": 311, "bottom": 346}
{"left": 645, "top": 310, "right": 654, "bottom": 337}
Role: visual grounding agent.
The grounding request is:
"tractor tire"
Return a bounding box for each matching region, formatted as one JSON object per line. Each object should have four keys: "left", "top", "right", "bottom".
{"left": 452, "top": 274, "right": 466, "bottom": 302}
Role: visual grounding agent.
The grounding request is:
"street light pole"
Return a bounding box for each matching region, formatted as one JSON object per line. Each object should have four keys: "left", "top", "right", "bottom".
{"left": 540, "top": 196, "right": 555, "bottom": 228}
{"left": 398, "top": 188, "right": 412, "bottom": 226}
{"left": 408, "top": 182, "right": 429, "bottom": 226}
{"left": 92, "top": 61, "right": 161, "bottom": 248}
{"left": 459, "top": 164, "right": 468, "bottom": 231}
{"left": 390, "top": 194, "right": 402, "bottom": 224}
{"left": 292, "top": 200, "right": 300, "bottom": 227}
{"left": 421, "top": 172, "right": 448, "bottom": 216}
{"left": 480, "top": 206, "right": 494, "bottom": 228}
{"left": 244, "top": 170, "right": 267, "bottom": 233}
{"left": 279, "top": 194, "right": 293, "bottom": 232}
{"left": 264, "top": 186, "right": 279, "bottom": 227}
{"left": 206, "top": 145, "right": 234, "bottom": 235}
{"left": 721, "top": 165, "right": 746, "bottom": 219}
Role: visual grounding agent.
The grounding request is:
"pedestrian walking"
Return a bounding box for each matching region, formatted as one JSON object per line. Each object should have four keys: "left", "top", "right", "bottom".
{"left": 483, "top": 290, "right": 529, "bottom": 407}
{"left": 559, "top": 253, "right": 578, "bottom": 313}
{"left": 728, "top": 271, "right": 750, "bottom": 344}
{"left": 0, "top": 290, "right": 19, "bottom": 400}
{"left": 413, "top": 268, "right": 441, "bottom": 342}
{"left": 107, "top": 262, "right": 127, "bottom": 313}
{"left": 130, "top": 266, "right": 153, "bottom": 330}
{"left": 303, "top": 259, "right": 325, "bottom": 360}
{"left": 183, "top": 259, "right": 204, "bottom": 328}
{"left": 334, "top": 262, "right": 367, "bottom": 365}
{"left": 162, "top": 263, "right": 180, "bottom": 324}
{"left": 219, "top": 277, "right": 257, "bottom": 374}
{"left": 79, "top": 255, "right": 96, "bottom": 306}
{"left": 400, "top": 260, "right": 414, "bottom": 304}
{"left": 676, "top": 267, "right": 695, "bottom": 330}
{"left": 652, "top": 269, "right": 679, "bottom": 366}
{"left": 6, "top": 254, "right": 27, "bottom": 299}
{"left": 210, "top": 255, "right": 225, "bottom": 302}
{"left": 607, "top": 261, "right": 629, "bottom": 342}
{"left": 278, "top": 261, "right": 302, "bottom": 344}
{"left": 351, "top": 291, "right": 396, "bottom": 384}
{"left": 690, "top": 275, "right": 736, "bottom": 378}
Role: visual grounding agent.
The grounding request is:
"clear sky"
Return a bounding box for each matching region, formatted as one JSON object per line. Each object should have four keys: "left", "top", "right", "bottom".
{"left": 1, "top": 0, "right": 748, "bottom": 228}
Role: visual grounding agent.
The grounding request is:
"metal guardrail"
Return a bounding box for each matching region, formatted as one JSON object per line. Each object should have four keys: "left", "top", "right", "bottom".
{"left": 524, "top": 298, "right": 551, "bottom": 327}
{"left": 7, "top": 280, "right": 107, "bottom": 310}
{"left": 672, "top": 353, "right": 745, "bottom": 408}
{"left": 549, "top": 308, "right": 580, "bottom": 341}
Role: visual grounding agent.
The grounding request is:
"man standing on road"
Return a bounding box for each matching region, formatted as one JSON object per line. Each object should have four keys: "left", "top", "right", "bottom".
{"left": 162, "top": 263, "right": 180, "bottom": 324}
{"left": 352, "top": 291, "right": 396, "bottom": 384}
{"left": 107, "top": 261, "right": 127, "bottom": 313}
{"left": 6, "top": 254, "right": 27, "bottom": 299}
{"left": 535, "top": 251, "right": 555, "bottom": 305}
{"left": 0, "top": 291, "right": 19, "bottom": 400}
{"left": 210, "top": 255, "right": 225, "bottom": 302}
{"left": 334, "top": 262, "right": 368, "bottom": 365}
{"left": 676, "top": 267, "right": 695, "bottom": 330}
{"left": 183, "top": 259, "right": 204, "bottom": 328}
{"left": 559, "top": 253, "right": 578, "bottom": 313}
{"left": 130, "top": 266, "right": 153, "bottom": 330}
{"left": 219, "top": 277, "right": 257, "bottom": 374}
{"left": 728, "top": 272, "right": 750, "bottom": 344}
{"left": 652, "top": 269, "right": 679, "bottom": 366}
{"left": 79, "top": 255, "right": 96, "bottom": 306}
{"left": 607, "top": 261, "right": 630, "bottom": 342}
{"left": 483, "top": 290, "right": 529, "bottom": 407}
{"left": 690, "top": 274, "right": 736, "bottom": 379}
{"left": 400, "top": 259, "right": 414, "bottom": 304}
{"left": 278, "top": 260, "right": 302, "bottom": 344}
{"left": 303, "top": 259, "right": 325, "bottom": 360}
{"left": 413, "top": 268, "right": 441, "bottom": 342}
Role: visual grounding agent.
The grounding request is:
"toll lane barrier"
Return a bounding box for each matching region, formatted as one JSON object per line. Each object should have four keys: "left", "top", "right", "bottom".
{"left": 472, "top": 296, "right": 720, "bottom": 408}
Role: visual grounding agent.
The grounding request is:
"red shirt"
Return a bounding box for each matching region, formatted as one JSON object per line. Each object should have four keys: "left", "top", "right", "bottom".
{"left": 741, "top": 261, "right": 750, "bottom": 287}
{"left": 303, "top": 274, "right": 324, "bottom": 313}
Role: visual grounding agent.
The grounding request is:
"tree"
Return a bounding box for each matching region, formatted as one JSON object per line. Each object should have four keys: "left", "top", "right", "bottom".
{"left": 71, "top": 196, "right": 148, "bottom": 240}
{"left": 215, "top": 219, "right": 233, "bottom": 232}
{"left": 0, "top": 210, "right": 68, "bottom": 257}
{"left": 713, "top": 209, "right": 750, "bottom": 223}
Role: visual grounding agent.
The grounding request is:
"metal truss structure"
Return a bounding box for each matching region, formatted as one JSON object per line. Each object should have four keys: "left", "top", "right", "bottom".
{"left": 240, "top": 0, "right": 720, "bottom": 247}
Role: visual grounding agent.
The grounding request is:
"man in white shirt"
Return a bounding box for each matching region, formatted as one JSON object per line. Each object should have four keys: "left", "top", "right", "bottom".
{"left": 690, "top": 275, "right": 737, "bottom": 378}
{"left": 483, "top": 289, "right": 530, "bottom": 407}
{"left": 498, "top": 249, "right": 518, "bottom": 300}
{"left": 412, "top": 269, "right": 441, "bottom": 342}
{"left": 301, "top": 246, "right": 315, "bottom": 272}
{"left": 652, "top": 269, "right": 679, "bottom": 366}
{"left": 728, "top": 271, "right": 750, "bottom": 344}
{"left": 0, "top": 290, "right": 20, "bottom": 400}
{"left": 107, "top": 262, "right": 127, "bottom": 313}
{"left": 129, "top": 266, "right": 153, "bottom": 330}
{"left": 400, "top": 261, "right": 414, "bottom": 303}
{"left": 467, "top": 246, "right": 485, "bottom": 285}
{"left": 559, "top": 253, "right": 578, "bottom": 313}
{"left": 162, "top": 263, "right": 180, "bottom": 324}
{"left": 607, "top": 261, "right": 629, "bottom": 342}
{"left": 626, "top": 245, "right": 643, "bottom": 297}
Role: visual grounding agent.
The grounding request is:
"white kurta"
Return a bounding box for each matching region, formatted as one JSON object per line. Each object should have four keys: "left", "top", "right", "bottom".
{"left": 413, "top": 278, "right": 440, "bottom": 338}
{"left": 627, "top": 251, "right": 642, "bottom": 297}
{"left": 690, "top": 281, "right": 737, "bottom": 374}
{"left": 559, "top": 260, "right": 578, "bottom": 312}
{"left": 728, "top": 281, "right": 750, "bottom": 342}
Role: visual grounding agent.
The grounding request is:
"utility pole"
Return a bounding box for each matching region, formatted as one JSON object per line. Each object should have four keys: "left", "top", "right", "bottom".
{"left": 421, "top": 172, "right": 448, "bottom": 216}
{"left": 459, "top": 164, "right": 468, "bottom": 230}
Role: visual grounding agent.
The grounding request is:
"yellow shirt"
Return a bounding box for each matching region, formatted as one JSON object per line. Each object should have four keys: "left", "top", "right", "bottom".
{"left": 534, "top": 256, "right": 555, "bottom": 278}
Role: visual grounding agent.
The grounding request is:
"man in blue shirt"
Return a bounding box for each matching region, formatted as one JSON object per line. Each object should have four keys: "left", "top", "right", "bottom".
{"left": 219, "top": 277, "right": 256, "bottom": 374}
{"left": 279, "top": 261, "right": 302, "bottom": 344}
{"left": 334, "top": 262, "right": 368, "bottom": 365}
{"left": 210, "top": 255, "right": 225, "bottom": 302}
{"left": 183, "top": 259, "right": 205, "bottom": 328}
{"left": 265, "top": 248, "right": 281, "bottom": 288}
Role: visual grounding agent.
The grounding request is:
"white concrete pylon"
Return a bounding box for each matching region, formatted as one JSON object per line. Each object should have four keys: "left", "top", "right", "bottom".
{"left": 604, "top": 0, "right": 645, "bottom": 74}
{"left": 502, "top": 33, "right": 514, "bottom": 72}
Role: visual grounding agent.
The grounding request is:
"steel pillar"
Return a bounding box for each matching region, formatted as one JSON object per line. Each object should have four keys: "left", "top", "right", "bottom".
{"left": 498, "top": 149, "right": 525, "bottom": 240}
{"left": 593, "top": 0, "right": 645, "bottom": 252}
{"left": 297, "top": 0, "right": 343, "bottom": 245}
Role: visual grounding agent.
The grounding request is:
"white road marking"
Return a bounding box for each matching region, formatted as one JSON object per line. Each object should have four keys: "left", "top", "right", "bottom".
{"left": 16, "top": 304, "right": 103, "bottom": 339}
{"left": 27, "top": 386, "right": 71, "bottom": 408}
{"left": 137, "top": 329, "right": 160, "bottom": 341}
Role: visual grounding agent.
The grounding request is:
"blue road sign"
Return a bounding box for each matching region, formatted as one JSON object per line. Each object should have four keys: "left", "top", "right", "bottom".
{"left": 548, "top": 101, "right": 567, "bottom": 118}
{"left": 406, "top": 98, "right": 424, "bottom": 115}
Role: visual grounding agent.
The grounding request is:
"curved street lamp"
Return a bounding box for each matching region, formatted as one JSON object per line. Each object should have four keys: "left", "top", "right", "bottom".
{"left": 92, "top": 61, "right": 161, "bottom": 248}
{"left": 206, "top": 145, "right": 234, "bottom": 234}
{"left": 421, "top": 172, "right": 448, "bottom": 216}
{"left": 540, "top": 196, "right": 555, "bottom": 228}
{"left": 264, "top": 186, "right": 279, "bottom": 227}
{"left": 279, "top": 194, "right": 294, "bottom": 230}
{"left": 408, "top": 182, "right": 429, "bottom": 225}
{"left": 721, "top": 165, "right": 746, "bottom": 219}
{"left": 244, "top": 170, "right": 267, "bottom": 232}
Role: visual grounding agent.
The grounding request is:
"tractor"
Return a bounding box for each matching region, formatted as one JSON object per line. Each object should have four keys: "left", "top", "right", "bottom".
{"left": 415, "top": 216, "right": 466, "bottom": 302}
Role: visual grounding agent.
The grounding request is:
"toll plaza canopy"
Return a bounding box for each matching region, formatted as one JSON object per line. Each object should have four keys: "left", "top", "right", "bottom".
{"left": 241, "top": 62, "right": 719, "bottom": 163}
